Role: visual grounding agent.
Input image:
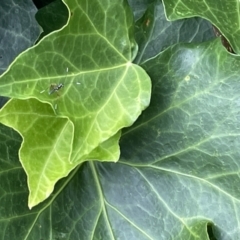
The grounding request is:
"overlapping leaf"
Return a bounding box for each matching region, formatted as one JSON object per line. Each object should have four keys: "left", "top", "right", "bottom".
{"left": 0, "top": 97, "right": 121, "bottom": 207}
{"left": 86, "top": 38, "right": 240, "bottom": 239}
{"left": 2, "top": 0, "right": 240, "bottom": 239}
{"left": 134, "top": 0, "right": 215, "bottom": 64}
{"left": 0, "top": 0, "right": 151, "bottom": 207}
{"left": 0, "top": 0, "right": 40, "bottom": 74}
{"left": 0, "top": 0, "right": 150, "bottom": 162}
{"left": 127, "top": 0, "right": 156, "bottom": 20}
{"left": 162, "top": 0, "right": 240, "bottom": 53}
{"left": 8, "top": 38, "right": 240, "bottom": 239}
{"left": 35, "top": 0, "right": 69, "bottom": 40}
{"left": 0, "top": 98, "right": 77, "bottom": 208}
{"left": 127, "top": 38, "right": 240, "bottom": 239}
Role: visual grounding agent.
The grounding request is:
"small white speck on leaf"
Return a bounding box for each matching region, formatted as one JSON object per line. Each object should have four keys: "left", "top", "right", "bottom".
{"left": 184, "top": 75, "right": 190, "bottom": 82}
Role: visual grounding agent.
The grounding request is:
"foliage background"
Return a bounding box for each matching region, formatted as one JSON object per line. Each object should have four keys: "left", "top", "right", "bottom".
{"left": 0, "top": 0, "right": 239, "bottom": 239}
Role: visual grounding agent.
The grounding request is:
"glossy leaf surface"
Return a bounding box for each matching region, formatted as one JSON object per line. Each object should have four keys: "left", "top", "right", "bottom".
{"left": 0, "top": 0, "right": 239, "bottom": 239}
{"left": 162, "top": 0, "right": 240, "bottom": 53}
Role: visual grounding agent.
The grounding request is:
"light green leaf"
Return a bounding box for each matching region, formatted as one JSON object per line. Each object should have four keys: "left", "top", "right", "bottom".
{"left": 162, "top": 0, "right": 239, "bottom": 53}
{"left": 0, "top": 0, "right": 151, "bottom": 206}
{"left": 0, "top": 98, "right": 121, "bottom": 207}
{"left": 0, "top": 0, "right": 151, "bottom": 164}
{"left": 0, "top": 98, "right": 77, "bottom": 208}
{"left": 84, "top": 131, "right": 121, "bottom": 162}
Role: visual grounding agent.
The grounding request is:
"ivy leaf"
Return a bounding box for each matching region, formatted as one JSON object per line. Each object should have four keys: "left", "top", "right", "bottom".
{"left": 35, "top": 0, "right": 69, "bottom": 40}
{"left": 0, "top": 98, "right": 121, "bottom": 208}
{"left": 0, "top": 0, "right": 41, "bottom": 107}
{"left": 43, "top": 37, "right": 240, "bottom": 239}
{"left": 0, "top": 0, "right": 151, "bottom": 206}
{"left": 1, "top": 1, "right": 240, "bottom": 238}
{"left": 127, "top": 0, "right": 156, "bottom": 20}
{"left": 134, "top": 0, "right": 215, "bottom": 64}
{"left": 162, "top": 0, "right": 240, "bottom": 53}
{"left": 0, "top": 0, "right": 150, "bottom": 163}
{"left": 0, "top": 98, "right": 76, "bottom": 208}
{"left": 128, "top": 38, "right": 240, "bottom": 238}
{"left": 0, "top": 0, "right": 40, "bottom": 74}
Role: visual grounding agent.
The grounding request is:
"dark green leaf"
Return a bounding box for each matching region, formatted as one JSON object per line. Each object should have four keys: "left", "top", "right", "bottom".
{"left": 127, "top": 0, "right": 156, "bottom": 20}
{"left": 162, "top": 0, "right": 240, "bottom": 53}
{"left": 1, "top": 0, "right": 239, "bottom": 239}
{"left": 0, "top": 0, "right": 41, "bottom": 74}
{"left": 35, "top": 0, "right": 69, "bottom": 40}
{"left": 134, "top": 0, "right": 215, "bottom": 64}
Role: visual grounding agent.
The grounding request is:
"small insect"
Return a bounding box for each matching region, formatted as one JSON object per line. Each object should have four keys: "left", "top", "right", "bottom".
{"left": 40, "top": 83, "right": 64, "bottom": 110}
{"left": 40, "top": 67, "right": 80, "bottom": 110}
{"left": 48, "top": 83, "right": 64, "bottom": 95}
{"left": 40, "top": 83, "right": 64, "bottom": 95}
